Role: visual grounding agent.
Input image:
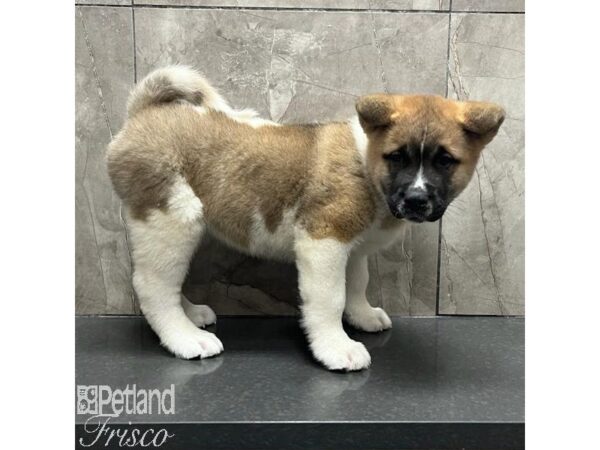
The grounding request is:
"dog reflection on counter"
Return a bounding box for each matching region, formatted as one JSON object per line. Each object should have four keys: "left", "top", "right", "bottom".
{"left": 107, "top": 66, "right": 504, "bottom": 371}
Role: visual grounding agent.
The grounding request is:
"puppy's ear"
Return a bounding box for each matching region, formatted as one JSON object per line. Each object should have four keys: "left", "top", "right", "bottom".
{"left": 458, "top": 101, "right": 505, "bottom": 145}
{"left": 356, "top": 94, "right": 395, "bottom": 133}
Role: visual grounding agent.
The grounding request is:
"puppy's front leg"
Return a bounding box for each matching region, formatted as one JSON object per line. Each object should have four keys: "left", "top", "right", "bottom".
{"left": 344, "top": 254, "right": 392, "bottom": 332}
{"left": 295, "top": 234, "right": 371, "bottom": 371}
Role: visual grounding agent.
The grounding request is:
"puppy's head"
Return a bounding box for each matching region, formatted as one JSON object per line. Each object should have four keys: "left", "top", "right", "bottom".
{"left": 356, "top": 94, "right": 504, "bottom": 223}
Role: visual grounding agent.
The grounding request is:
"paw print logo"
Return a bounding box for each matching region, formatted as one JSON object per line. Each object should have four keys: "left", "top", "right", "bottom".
{"left": 77, "top": 385, "right": 98, "bottom": 415}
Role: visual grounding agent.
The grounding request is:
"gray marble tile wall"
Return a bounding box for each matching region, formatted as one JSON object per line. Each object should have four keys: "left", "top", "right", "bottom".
{"left": 440, "top": 12, "right": 524, "bottom": 315}
{"left": 76, "top": 6, "right": 137, "bottom": 314}
{"left": 75, "top": 1, "right": 524, "bottom": 316}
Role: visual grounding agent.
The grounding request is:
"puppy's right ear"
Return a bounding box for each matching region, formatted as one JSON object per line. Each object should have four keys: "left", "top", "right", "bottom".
{"left": 356, "top": 94, "right": 395, "bottom": 133}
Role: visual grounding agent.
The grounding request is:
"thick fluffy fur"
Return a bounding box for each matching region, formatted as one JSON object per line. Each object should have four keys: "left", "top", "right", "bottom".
{"left": 107, "top": 66, "right": 504, "bottom": 371}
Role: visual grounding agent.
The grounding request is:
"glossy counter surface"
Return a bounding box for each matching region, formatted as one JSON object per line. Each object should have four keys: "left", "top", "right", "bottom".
{"left": 75, "top": 316, "right": 524, "bottom": 449}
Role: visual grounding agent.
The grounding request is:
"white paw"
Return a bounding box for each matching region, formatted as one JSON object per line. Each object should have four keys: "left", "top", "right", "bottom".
{"left": 311, "top": 336, "right": 371, "bottom": 371}
{"left": 345, "top": 307, "right": 392, "bottom": 332}
{"left": 161, "top": 327, "right": 223, "bottom": 360}
{"left": 184, "top": 303, "right": 217, "bottom": 328}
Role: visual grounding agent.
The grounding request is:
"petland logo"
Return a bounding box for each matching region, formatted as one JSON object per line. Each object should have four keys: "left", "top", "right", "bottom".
{"left": 77, "top": 384, "right": 175, "bottom": 417}
{"left": 77, "top": 385, "right": 175, "bottom": 448}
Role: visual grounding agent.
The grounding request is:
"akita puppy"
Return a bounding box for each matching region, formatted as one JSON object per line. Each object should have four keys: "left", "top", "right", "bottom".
{"left": 107, "top": 66, "right": 504, "bottom": 371}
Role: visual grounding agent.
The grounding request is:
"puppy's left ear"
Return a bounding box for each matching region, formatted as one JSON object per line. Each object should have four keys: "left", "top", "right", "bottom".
{"left": 459, "top": 101, "right": 505, "bottom": 145}
{"left": 356, "top": 94, "right": 395, "bottom": 133}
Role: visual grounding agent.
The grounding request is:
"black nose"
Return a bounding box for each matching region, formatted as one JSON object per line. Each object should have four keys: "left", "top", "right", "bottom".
{"left": 404, "top": 190, "right": 429, "bottom": 212}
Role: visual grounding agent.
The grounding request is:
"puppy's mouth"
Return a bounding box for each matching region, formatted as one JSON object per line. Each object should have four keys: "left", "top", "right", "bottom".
{"left": 388, "top": 203, "right": 445, "bottom": 223}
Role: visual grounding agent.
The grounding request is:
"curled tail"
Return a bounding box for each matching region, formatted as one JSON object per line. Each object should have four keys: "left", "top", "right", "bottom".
{"left": 126, "top": 65, "right": 229, "bottom": 117}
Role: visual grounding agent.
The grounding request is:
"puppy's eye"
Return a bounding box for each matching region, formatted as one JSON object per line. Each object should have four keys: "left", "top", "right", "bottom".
{"left": 383, "top": 147, "right": 408, "bottom": 163}
{"left": 435, "top": 148, "right": 459, "bottom": 169}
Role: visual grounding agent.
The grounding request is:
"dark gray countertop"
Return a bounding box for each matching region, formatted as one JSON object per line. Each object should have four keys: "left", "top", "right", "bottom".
{"left": 75, "top": 316, "right": 524, "bottom": 449}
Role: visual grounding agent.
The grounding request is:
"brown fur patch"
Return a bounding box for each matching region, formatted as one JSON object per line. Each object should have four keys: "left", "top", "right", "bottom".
{"left": 297, "top": 123, "right": 376, "bottom": 242}
{"left": 107, "top": 105, "right": 376, "bottom": 246}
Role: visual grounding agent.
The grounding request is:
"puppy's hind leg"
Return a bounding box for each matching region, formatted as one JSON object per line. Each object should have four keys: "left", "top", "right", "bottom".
{"left": 127, "top": 180, "right": 223, "bottom": 360}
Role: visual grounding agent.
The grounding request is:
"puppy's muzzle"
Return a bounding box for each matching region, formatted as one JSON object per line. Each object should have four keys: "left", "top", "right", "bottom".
{"left": 396, "top": 189, "right": 433, "bottom": 223}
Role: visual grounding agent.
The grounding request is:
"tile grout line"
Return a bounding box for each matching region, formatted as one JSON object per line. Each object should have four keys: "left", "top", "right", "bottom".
{"left": 74, "top": 3, "right": 524, "bottom": 15}
{"left": 444, "top": 1, "right": 453, "bottom": 99}
{"left": 435, "top": 219, "right": 442, "bottom": 315}
{"left": 132, "top": 3, "right": 137, "bottom": 83}
{"left": 126, "top": 2, "right": 140, "bottom": 314}
{"left": 367, "top": 0, "right": 389, "bottom": 94}
{"left": 436, "top": 0, "right": 453, "bottom": 316}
